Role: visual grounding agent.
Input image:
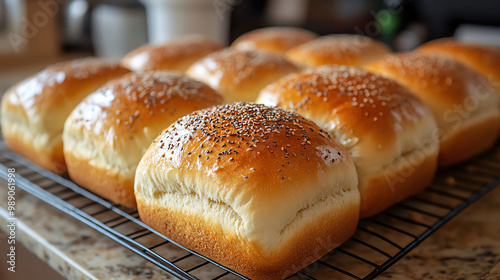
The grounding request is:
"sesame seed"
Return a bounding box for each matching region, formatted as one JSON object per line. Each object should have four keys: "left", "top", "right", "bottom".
{"left": 152, "top": 103, "right": 341, "bottom": 181}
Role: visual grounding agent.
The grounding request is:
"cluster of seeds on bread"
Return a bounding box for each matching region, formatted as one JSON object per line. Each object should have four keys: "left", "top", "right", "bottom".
{"left": 74, "top": 72, "right": 220, "bottom": 130}
{"left": 238, "top": 27, "right": 317, "bottom": 47}
{"left": 202, "top": 49, "right": 296, "bottom": 85}
{"left": 421, "top": 42, "right": 500, "bottom": 72}
{"left": 158, "top": 35, "right": 222, "bottom": 59}
{"left": 119, "top": 72, "right": 206, "bottom": 103}
{"left": 126, "top": 35, "right": 222, "bottom": 64}
{"left": 156, "top": 102, "right": 341, "bottom": 180}
{"left": 280, "top": 66, "right": 413, "bottom": 124}
{"left": 49, "top": 57, "right": 122, "bottom": 80}
{"left": 381, "top": 53, "right": 460, "bottom": 89}
{"left": 243, "top": 27, "right": 316, "bottom": 41}
{"left": 292, "top": 35, "right": 380, "bottom": 61}
{"left": 114, "top": 71, "right": 217, "bottom": 128}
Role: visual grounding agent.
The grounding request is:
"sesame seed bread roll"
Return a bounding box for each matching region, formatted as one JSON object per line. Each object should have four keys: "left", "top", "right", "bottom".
{"left": 232, "top": 27, "right": 318, "bottom": 54}
{"left": 186, "top": 49, "right": 300, "bottom": 103}
{"left": 417, "top": 39, "right": 500, "bottom": 101}
{"left": 258, "top": 66, "right": 439, "bottom": 217}
{"left": 0, "top": 58, "right": 130, "bottom": 174}
{"left": 365, "top": 53, "right": 500, "bottom": 166}
{"left": 286, "top": 34, "right": 391, "bottom": 68}
{"left": 63, "top": 72, "right": 223, "bottom": 208}
{"left": 135, "top": 103, "right": 360, "bottom": 279}
{"left": 121, "top": 35, "right": 224, "bottom": 72}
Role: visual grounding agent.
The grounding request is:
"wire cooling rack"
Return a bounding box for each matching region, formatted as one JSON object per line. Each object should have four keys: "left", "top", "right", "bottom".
{"left": 0, "top": 141, "right": 499, "bottom": 280}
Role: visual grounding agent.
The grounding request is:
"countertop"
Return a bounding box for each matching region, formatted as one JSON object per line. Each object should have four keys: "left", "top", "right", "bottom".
{"left": 0, "top": 177, "right": 499, "bottom": 280}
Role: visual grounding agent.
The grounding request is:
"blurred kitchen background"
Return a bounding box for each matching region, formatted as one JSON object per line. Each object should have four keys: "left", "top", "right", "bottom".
{"left": 1, "top": 0, "right": 500, "bottom": 93}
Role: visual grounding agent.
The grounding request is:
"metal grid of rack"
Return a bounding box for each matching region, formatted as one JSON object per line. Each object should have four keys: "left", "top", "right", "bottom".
{"left": 0, "top": 140, "right": 499, "bottom": 280}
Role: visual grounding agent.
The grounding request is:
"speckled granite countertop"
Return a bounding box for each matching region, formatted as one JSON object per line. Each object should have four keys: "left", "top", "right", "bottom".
{"left": 0, "top": 179, "right": 499, "bottom": 280}
{"left": 0, "top": 182, "right": 175, "bottom": 280}
{"left": 379, "top": 184, "right": 500, "bottom": 280}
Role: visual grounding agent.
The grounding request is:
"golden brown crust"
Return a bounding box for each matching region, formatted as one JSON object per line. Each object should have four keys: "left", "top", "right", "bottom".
{"left": 66, "top": 71, "right": 224, "bottom": 138}
{"left": 137, "top": 196, "right": 359, "bottom": 280}
{"left": 438, "top": 114, "right": 500, "bottom": 166}
{"left": 417, "top": 38, "right": 500, "bottom": 94}
{"left": 286, "top": 34, "right": 391, "bottom": 67}
{"left": 365, "top": 53, "right": 480, "bottom": 105}
{"left": 121, "top": 35, "right": 224, "bottom": 72}
{"left": 0, "top": 58, "right": 131, "bottom": 174}
{"left": 258, "top": 66, "right": 431, "bottom": 147}
{"left": 232, "top": 27, "right": 318, "bottom": 54}
{"left": 257, "top": 66, "right": 439, "bottom": 217}
{"left": 63, "top": 72, "right": 223, "bottom": 207}
{"left": 360, "top": 151, "right": 438, "bottom": 218}
{"left": 139, "top": 103, "right": 351, "bottom": 195}
{"left": 135, "top": 103, "right": 360, "bottom": 279}
{"left": 2, "top": 129, "right": 66, "bottom": 173}
{"left": 364, "top": 52, "right": 500, "bottom": 165}
{"left": 65, "top": 152, "right": 136, "bottom": 208}
{"left": 4, "top": 58, "right": 131, "bottom": 114}
{"left": 186, "top": 49, "right": 299, "bottom": 102}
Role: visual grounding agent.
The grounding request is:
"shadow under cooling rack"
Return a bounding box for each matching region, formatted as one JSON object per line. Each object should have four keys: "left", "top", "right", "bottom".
{"left": 0, "top": 141, "right": 499, "bottom": 280}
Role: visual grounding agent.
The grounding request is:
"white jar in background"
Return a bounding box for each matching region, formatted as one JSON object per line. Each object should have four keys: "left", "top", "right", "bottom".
{"left": 140, "top": 0, "right": 230, "bottom": 45}
{"left": 91, "top": 4, "right": 148, "bottom": 60}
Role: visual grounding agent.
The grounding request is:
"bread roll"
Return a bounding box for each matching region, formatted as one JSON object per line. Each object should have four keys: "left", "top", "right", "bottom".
{"left": 121, "top": 35, "right": 224, "bottom": 72}
{"left": 286, "top": 34, "right": 390, "bottom": 68}
{"left": 365, "top": 53, "right": 500, "bottom": 166}
{"left": 258, "top": 66, "right": 438, "bottom": 217}
{"left": 232, "top": 27, "right": 318, "bottom": 54}
{"left": 186, "top": 49, "right": 299, "bottom": 103}
{"left": 417, "top": 38, "right": 500, "bottom": 100}
{"left": 135, "top": 102, "right": 360, "bottom": 279}
{"left": 63, "top": 72, "right": 223, "bottom": 208}
{"left": 0, "top": 58, "right": 130, "bottom": 174}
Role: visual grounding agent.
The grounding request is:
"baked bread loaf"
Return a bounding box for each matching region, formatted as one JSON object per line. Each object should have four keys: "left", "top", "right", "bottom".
{"left": 121, "top": 35, "right": 224, "bottom": 72}
{"left": 63, "top": 72, "right": 223, "bottom": 208}
{"left": 186, "top": 49, "right": 299, "bottom": 103}
{"left": 286, "top": 34, "right": 390, "bottom": 68}
{"left": 365, "top": 53, "right": 500, "bottom": 166}
{"left": 231, "top": 27, "right": 318, "bottom": 54}
{"left": 258, "top": 66, "right": 439, "bottom": 217}
{"left": 135, "top": 102, "right": 360, "bottom": 279}
{"left": 1, "top": 58, "right": 130, "bottom": 174}
{"left": 417, "top": 38, "right": 500, "bottom": 100}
